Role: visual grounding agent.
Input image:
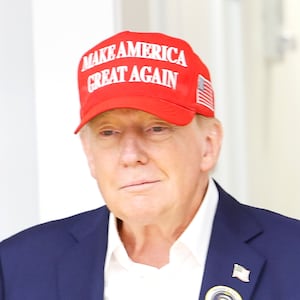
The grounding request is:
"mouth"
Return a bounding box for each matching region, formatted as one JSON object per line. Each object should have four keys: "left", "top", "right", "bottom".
{"left": 120, "top": 180, "right": 160, "bottom": 190}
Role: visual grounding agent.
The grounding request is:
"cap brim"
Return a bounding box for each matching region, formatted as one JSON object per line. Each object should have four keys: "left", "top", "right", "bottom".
{"left": 74, "top": 96, "right": 195, "bottom": 134}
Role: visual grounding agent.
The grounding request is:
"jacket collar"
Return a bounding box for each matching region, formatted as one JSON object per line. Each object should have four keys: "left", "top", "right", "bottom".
{"left": 199, "top": 182, "right": 266, "bottom": 300}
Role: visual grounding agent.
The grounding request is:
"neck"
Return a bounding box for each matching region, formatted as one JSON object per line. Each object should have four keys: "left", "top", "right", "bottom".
{"left": 117, "top": 211, "right": 197, "bottom": 268}
{"left": 118, "top": 222, "right": 173, "bottom": 268}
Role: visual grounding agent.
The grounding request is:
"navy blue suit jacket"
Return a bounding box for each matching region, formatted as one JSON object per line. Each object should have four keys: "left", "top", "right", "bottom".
{"left": 1, "top": 183, "right": 300, "bottom": 299}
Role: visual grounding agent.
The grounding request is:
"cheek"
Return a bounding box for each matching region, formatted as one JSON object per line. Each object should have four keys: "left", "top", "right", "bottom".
{"left": 93, "top": 156, "right": 112, "bottom": 178}
{"left": 93, "top": 162, "right": 117, "bottom": 203}
{"left": 179, "top": 137, "right": 205, "bottom": 165}
{"left": 89, "top": 150, "right": 116, "bottom": 185}
{"left": 161, "top": 142, "right": 204, "bottom": 183}
{"left": 184, "top": 134, "right": 214, "bottom": 172}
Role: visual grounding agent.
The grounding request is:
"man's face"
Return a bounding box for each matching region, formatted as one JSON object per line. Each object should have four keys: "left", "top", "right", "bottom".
{"left": 81, "top": 108, "right": 222, "bottom": 227}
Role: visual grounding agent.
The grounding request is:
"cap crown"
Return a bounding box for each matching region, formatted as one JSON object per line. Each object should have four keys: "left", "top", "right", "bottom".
{"left": 75, "top": 31, "right": 214, "bottom": 133}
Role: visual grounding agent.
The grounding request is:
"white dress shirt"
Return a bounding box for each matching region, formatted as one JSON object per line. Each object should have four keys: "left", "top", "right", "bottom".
{"left": 104, "top": 178, "right": 219, "bottom": 300}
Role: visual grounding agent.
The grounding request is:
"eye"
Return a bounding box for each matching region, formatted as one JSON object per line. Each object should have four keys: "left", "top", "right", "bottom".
{"left": 145, "top": 123, "right": 174, "bottom": 136}
{"left": 99, "top": 129, "right": 120, "bottom": 137}
{"left": 150, "top": 126, "right": 166, "bottom": 133}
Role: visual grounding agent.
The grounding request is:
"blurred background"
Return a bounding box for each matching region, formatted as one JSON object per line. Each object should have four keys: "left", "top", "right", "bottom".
{"left": 1, "top": 0, "right": 299, "bottom": 240}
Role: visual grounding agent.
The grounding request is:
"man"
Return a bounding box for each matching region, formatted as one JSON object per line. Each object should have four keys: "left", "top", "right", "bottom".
{"left": 1, "top": 31, "right": 300, "bottom": 300}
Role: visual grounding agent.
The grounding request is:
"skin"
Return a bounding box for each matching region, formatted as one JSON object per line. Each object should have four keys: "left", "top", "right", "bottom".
{"left": 80, "top": 108, "right": 223, "bottom": 267}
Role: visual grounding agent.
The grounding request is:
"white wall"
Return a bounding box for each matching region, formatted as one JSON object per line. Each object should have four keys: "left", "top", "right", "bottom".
{"left": 33, "top": 0, "right": 115, "bottom": 222}
{"left": 0, "top": 0, "right": 38, "bottom": 241}
{"left": 242, "top": 0, "right": 300, "bottom": 218}
{"left": 266, "top": 0, "right": 300, "bottom": 218}
{"left": 0, "top": 0, "right": 115, "bottom": 240}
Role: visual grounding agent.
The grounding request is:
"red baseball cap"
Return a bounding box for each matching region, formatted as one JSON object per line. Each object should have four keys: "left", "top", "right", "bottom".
{"left": 75, "top": 31, "right": 214, "bottom": 133}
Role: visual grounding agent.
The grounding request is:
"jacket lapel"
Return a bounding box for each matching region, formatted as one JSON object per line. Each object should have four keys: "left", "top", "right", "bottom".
{"left": 199, "top": 184, "right": 266, "bottom": 300}
{"left": 57, "top": 207, "right": 110, "bottom": 300}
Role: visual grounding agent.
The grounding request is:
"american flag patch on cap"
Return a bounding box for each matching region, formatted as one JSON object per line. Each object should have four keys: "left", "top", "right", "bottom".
{"left": 196, "top": 75, "right": 214, "bottom": 111}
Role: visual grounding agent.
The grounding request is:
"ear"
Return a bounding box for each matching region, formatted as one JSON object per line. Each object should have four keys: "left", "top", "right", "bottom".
{"left": 199, "top": 118, "right": 223, "bottom": 172}
{"left": 79, "top": 129, "right": 97, "bottom": 178}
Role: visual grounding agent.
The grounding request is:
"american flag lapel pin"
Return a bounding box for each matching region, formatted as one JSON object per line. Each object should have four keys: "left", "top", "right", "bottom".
{"left": 232, "top": 263, "right": 250, "bottom": 283}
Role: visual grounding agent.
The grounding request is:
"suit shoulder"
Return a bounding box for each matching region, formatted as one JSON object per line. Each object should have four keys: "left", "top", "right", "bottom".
{"left": 216, "top": 181, "right": 300, "bottom": 241}
{"left": 244, "top": 204, "right": 300, "bottom": 236}
{"left": 0, "top": 206, "right": 109, "bottom": 251}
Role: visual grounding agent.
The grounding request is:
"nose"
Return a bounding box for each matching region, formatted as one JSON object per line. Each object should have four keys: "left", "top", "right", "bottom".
{"left": 119, "top": 131, "right": 148, "bottom": 167}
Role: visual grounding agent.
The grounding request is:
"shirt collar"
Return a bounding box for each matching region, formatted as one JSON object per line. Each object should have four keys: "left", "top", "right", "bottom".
{"left": 174, "top": 178, "right": 219, "bottom": 265}
{"left": 105, "top": 213, "right": 122, "bottom": 272}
